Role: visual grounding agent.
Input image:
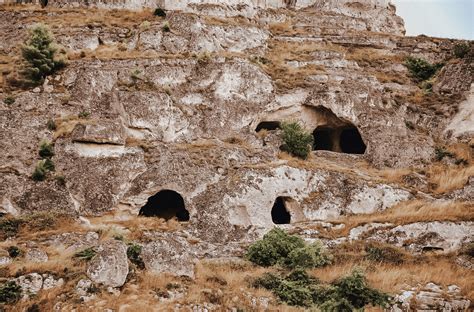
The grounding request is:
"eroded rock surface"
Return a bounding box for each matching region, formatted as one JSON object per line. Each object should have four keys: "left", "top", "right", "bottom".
{"left": 86, "top": 240, "right": 129, "bottom": 287}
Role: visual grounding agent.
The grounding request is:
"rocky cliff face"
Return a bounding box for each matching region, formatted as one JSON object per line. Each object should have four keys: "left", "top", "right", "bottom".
{"left": 0, "top": 1, "right": 472, "bottom": 311}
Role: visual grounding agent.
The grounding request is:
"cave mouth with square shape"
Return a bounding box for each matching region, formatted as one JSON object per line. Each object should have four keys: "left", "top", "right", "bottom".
{"left": 139, "top": 190, "right": 190, "bottom": 221}
{"left": 271, "top": 196, "right": 291, "bottom": 224}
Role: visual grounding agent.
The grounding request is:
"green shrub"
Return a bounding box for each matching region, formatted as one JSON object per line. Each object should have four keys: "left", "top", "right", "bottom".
{"left": 74, "top": 248, "right": 96, "bottom": 261}
{"left": 38, "top": 140, "right": 54, "bottom": 158}
{"left": 32, "top": 159, "right": 48, "bottom": 181}
{"left": 46, "top": 119, "right": 56, "bottom": 131}
{"left": 78, "top": 111, "right": 90, "bottom": 119}
{"left": 154, "top": 7, "right": 167, "bottom": 17}
{"left": 55, "top": 175, "right": 66, "bottom": 186}
{"left": 21, "top": 24, "right": 65, "bottom": 84}
{"left": 162, "top": 22, "right": 171, "bottom": 32}
{"left": 285, "top": 242, "right": 333, "bottom": 269}
{"left": 127, "top": 244, "right": 145, "bottom": 269}
{"left": 404, "top": 57, "right": 441, "bottom": 81}
{"left": 280, "top": 121, "right": 314, "bottom": 159}
{"left": 0, "top": 281, "right": 22, "bottom": 304}
{"left": 365, "top": 243, "right": 405, "bottom": 265}
{"left": 0, "top": 218, "right": 22, "bottom": 239}
{"left": 253, "top": 269, "right": 389, "bottom": 310}
{"left": 246, "top": 228, "right": 305, "bottom": 267}
{"left": 332, "top": 269, "right": 390, "bottom": 309}
{"left": 7, "top": 246, "right": 22, "bottom": 258}
{"left": 3, "top": 96, "right": 15, "bottom": 105}
{"left": 453, "top": 43, "right": 470, "bottom": 58}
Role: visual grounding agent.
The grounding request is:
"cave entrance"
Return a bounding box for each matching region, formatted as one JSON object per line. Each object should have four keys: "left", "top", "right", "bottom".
{"left": 139, "top": 190, "right": 190, "bottom": 221}
{"left": 256, "top": 121, "right": 281, "bottom": 132}
{"left": 271, "top": 197, "right": 291, "bottom": 224}
{"left": 340, "top": 127, "right": 366, "bottom": 154}
{"left": 313, "top": 127, "right": 335, "bottom": 151}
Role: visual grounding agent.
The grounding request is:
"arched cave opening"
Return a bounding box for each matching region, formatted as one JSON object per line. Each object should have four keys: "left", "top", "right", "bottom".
{"left": 255, "top": 121, "right": 281, "bottom": 132}
{"left": 313, "top": 127, "right": 335, "bottom": 151}
{"left": 139, "top": 190, "right": 190, "bottom": 221}
{"left": 271, "top": 197, "right": 291, "bottom": 224}
{"left": 340, "top": 127, "right": 366, "bottom": 154}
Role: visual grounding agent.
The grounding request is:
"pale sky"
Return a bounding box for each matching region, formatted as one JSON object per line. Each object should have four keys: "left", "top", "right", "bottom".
{"left": 391, "top": 0, "right": 474, "bottom": 39}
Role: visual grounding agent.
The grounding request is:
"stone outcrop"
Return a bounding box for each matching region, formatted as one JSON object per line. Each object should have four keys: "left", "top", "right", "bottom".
{"left": 86, "top": 240, "right": 129, "bottom": 287}
{"left": 391, "top": 283, "right": 471, "bottom": 312}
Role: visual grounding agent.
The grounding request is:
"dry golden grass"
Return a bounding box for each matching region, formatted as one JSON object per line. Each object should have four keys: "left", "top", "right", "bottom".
{"left": 428, "top": 164, "right": 474, "bottom": 194}
{"left": 311, "top": 258, "right": 474, "bottom": 299}
{"left": 332, "top": 199, "right": 474, "bottom": 236}
{"left": 88, "top": 215, "right": 181, "bottom": 241}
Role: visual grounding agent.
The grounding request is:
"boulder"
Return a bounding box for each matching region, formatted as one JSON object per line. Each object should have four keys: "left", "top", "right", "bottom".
{"left": 86, "top": 240, "right": 129, "bottom": 287}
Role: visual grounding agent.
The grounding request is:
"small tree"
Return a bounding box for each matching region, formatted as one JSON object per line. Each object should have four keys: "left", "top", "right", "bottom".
{"left": 21, "top": 24, "right": 65, "bottom": 84}
{"left": 280, "top": 121, "right": 314, "bottom": 159}
{"left": 404, "top": 57, "right": 441, "bottom": 81}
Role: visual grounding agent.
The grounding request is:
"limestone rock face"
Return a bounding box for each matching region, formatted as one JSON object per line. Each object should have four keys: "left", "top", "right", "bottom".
{"left": 142, "top": 235, "right": 197, "bottom": 277}
{"left": 86, "top": 240, "right": 129, "bottom": 287}
{"left": 15, "top": 273, "right": 64, "bottom": 299}
{"left": 351, "top": 221, "right": 474, "bottom": 253}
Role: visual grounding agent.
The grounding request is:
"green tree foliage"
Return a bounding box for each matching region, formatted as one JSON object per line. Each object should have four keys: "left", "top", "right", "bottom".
{"left": 404, "top": 57, "right": 442, "bottom": 81}
{"left": 280, "top": 121, "right": 314, "bottom": 159}
{"left": 21, "top": 24, "right": 65, "bottom": 83}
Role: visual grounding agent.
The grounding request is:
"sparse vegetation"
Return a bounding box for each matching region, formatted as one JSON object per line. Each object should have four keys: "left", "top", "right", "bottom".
{"left": 74, "top": 248, "right": 96, "bottom": 261}
{"left": 7, "top": 246, "right": 22, "bottom": 258}
{"left": 38, "top": 140, "right": 54, "bottom": 158}
{"left": 32, "top": 159, "right": 49, "bottom": 181}
{"left": 162, "top": 21, "right": 171, "bottom": 32}
{"left": 0, "top": 281, "right": 22, "bottom": 304}
{"left": 435, "top": 146, "right": 455, "bottom": 161}
{"left": 3, "top": 96, "right": 15, "bottom": 105}
{"left": 127, "top": 244, "right": 145, "bottom": 269}
{"left": 78, "top": 111, "right": 90, "bottom": 119}
{"left": 280, "top": 121, "right": 314, "bottom": 159}
{"left": 0, "top": 218, "right": 22, "bottom": 240}
{"left": 154, "top": 7, "right": 167, "bottom": 17}
{"left": 246, "top": 228, "right": 331, "bottom": 269}
{"left": 404, "top": 57, "right": 441, "bottom": 81}
{"left": 46, "top": 119, "right": 56, "bottom": 131}
{"left": 21, "top": 24, "right": 65, "bottom": 84}
{"left": 365, "top": 243, "right": 405, "bottom": 265}
{"left": 453, "top": 43, "right": 470, "bottom": 59}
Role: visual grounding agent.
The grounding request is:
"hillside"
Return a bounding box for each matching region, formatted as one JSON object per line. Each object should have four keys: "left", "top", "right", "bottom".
{"left": 0, "top": 0, "right": 473, "bottom": 311}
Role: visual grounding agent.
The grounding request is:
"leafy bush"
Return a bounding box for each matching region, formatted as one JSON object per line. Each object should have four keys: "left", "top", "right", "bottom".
{"left": 247, "top": 229, "right": 331, "bottom": 269}
{"left": 0, "top": 218, "right": 22, "bottom": 240}
{"left": 46, "top": 119, "right": 56, "bottom": 131}
{"left": 285, "top": 242, "right": 333, "bottom": 269}
{"left": 246, "top": 228, "right": 304, "bottom": 267}
{"left": 253, "top": 268, "right": 390, "bottom": 310}
{"left": 280, "top": 121, "right": 314, "bottom": 159}
{"left": 39, "top": 140, "right": 54, "bottom": 158}
{"left": 0, "top": 281, "right": 22, "bottom": 304}
{"left": 32, "top": 160, "right": 48, "bottom": 181}
{"left": 365, "top": 243, "right": 405, "bottom": 265}
{"left": 78, "top": 111, "right": 90, "bottom": 119}
{"left": 3, "top": 96, "right": 15, "bottom": 105}
{"left": 453, "top": 43, "right": 470, "bottom": 58}
{"left": 404, "top": 57, "right": 441, "bottom": 81}
{"left": 162, "top": 22, "right": 171, "bottom": 32}
{"left": 7, "top": 246, "right": 22, "bottom": 258}
{"left": 74, "top": 248, "right": 96, "bottom": 261}
{"left": 21, "top": 24, "right": 65, "bottom": 84}
{"left": 127, "top": 244, "right": 145, "bottom": 269}
{"left": 154, "top": 7, "right": 167, "bottom": 17}
{"left": 332, "top": 269, "right": 389, "bottom": 309}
